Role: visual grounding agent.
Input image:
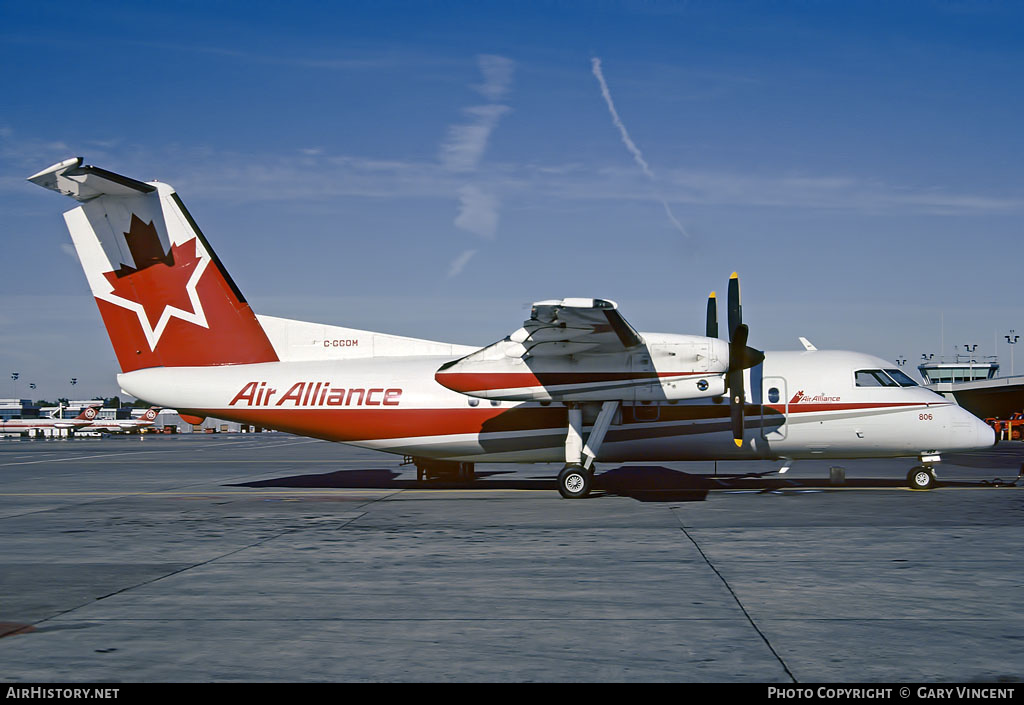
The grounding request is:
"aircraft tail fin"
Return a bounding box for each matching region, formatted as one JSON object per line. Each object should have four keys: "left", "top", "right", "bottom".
{"left": 75, "top": 405, "right": 100, "bottom": 422}
{"left": 28, "top": 158, "right": 279, "bottom": 372}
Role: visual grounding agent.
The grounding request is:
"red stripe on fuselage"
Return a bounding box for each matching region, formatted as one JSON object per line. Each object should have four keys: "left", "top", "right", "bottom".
{"left": 183, "top": 400, "right": 937, "bottom": 443}
{"left": 767, "top": 402, "right": 937, "bottom": 414}
{"left": 185, "top": 406, "right": 570, "bottom": 443}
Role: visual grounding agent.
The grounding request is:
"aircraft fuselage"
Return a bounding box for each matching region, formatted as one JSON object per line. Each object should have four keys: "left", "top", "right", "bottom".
{"left": 118, "top": 347, "right": 993, "bottom": 463}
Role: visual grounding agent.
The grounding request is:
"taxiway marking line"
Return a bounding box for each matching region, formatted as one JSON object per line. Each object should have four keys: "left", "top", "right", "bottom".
{"left": 0, "top": 490, "right": 398, "bottom": 497}
{"left": 0, "top": 450, "right": 176, "bottom": 467}
{"left": 84, "top": 459, "right": 398, "bottom": 464}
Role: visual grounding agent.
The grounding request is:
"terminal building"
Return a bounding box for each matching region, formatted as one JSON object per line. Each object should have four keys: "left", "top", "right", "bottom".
{"left": 919, "top": 357, "right": 1024, "bottom": 419}
{"left": 0, "top": 399, "right": 39, "bottom": 421}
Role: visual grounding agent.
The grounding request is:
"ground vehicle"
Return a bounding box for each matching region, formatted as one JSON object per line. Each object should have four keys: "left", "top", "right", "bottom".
{"left": 986, "top": 412, "right": 1024, "bottom": 440}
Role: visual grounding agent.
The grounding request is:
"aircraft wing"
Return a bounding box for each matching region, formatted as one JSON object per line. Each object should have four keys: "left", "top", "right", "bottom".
{"left": 435, "top": 298, "right": 726, "bottom": 402}
{"left": 436, "top": 298, "right": 650, "bottom": 400}
{"left": 511, "top": 298, "right": 643, "bottom": 355}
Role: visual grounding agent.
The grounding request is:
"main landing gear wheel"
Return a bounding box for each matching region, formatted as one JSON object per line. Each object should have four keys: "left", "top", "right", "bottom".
{"left": 907, "top": 466, "right": 937, "bottom": 490}
{"left": 558, "top": 464, "right": 592, "bottom": 499}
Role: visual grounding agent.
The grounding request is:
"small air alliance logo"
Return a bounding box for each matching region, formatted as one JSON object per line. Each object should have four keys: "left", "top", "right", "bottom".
{"left": 96, "top": 214, "right": 211, "bottom": 350}
{"left": 84, "top": 407, "right": 97, "bottom": 419}
{"left": 790, "top": 390, "right": 841, "bottom": 404}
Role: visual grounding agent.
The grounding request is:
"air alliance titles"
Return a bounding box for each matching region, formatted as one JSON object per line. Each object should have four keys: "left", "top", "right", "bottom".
{"left": 229, "top": 381, "right": 402, "bottom": 407}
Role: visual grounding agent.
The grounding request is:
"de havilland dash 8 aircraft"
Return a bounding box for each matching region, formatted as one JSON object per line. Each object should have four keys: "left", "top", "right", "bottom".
{"left": 28, "top": 157, "right": 994, "bottom": 497}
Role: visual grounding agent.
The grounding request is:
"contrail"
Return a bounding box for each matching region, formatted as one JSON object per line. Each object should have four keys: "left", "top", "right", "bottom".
{"left": 591, "top": 57, "right": 689, "bottom": 238}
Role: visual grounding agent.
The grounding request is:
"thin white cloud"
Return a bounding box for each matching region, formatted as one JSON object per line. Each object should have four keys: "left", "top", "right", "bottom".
{"left": 591, "top": 57, "right": 689, "bottom": 238}
{"left": 442, "top": 55, "right": 515, "bottom": 276}
{"left": 476, "top": 55, "right": 515, "bottom": 101}
{"left": 447, "top": 248, "right": 478, "bottom": 278}
{"left": 591, "top": 58, "right": 654, "bottom": 179}
{"left": 440, "top": 104, "right": 510, "bottom": 172}
{"left": 7, "top": 128, "right": 1021, "bottom": 216}
{"left": 454, "top": 185, "right": 499, "bottom": 239}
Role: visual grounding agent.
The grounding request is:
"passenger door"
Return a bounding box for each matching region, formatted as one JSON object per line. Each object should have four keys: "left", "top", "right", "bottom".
{"left": 761, "top": 376, "right": 788, "bottom": 440}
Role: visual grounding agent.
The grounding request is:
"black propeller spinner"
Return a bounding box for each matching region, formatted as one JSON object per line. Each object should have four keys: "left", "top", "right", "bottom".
{"left": 707, "top": 273, "right": 765, "bottom": 448}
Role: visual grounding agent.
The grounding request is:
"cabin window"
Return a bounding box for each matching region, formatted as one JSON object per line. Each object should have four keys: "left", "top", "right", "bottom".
{"left": 768, "top": 387, "right": 780, "bottom": 403}
{"left": 884, "top": 369, "right": 918, "bottom": 387}
{"left": 468, "top": 398, "right": 480, "bottom": 407}
{"left": 854, "top": 369, "right": 899, "bottom": 387}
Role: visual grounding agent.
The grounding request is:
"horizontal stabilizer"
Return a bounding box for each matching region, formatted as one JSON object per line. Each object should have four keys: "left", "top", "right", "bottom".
{"left": 28, "top": 158, "right": 156, "bottom": 201}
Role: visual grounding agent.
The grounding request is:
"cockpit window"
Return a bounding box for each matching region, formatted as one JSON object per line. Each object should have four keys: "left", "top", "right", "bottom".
{"left": 855, "top": 369, "right": 899, "bottom": 387}
{"left": 884, "top": 369, "right": 919, "bottom": 387}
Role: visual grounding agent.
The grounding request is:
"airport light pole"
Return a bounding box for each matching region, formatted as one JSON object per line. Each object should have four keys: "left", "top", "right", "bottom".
{"left": 964, "top": 344, "right": 977, "bottom": 381}
{"left": 1006, "top": 332, "right": 1019, "bottom": 377}
{"left": 10, "top": 372, "right": 18, "bottom": 399}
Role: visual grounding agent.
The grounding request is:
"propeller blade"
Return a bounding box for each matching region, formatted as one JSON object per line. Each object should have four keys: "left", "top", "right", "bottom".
{"left": 717, "top": 273, "right": 763, "bottom": 448}
{"left": 706, "top": 291, "right": 718, "bottom": 339}
{"left": 729, "top": 373, "right": 745, "bottom": 447}
{"left": 727, "top": 272, "right": 742, "bottom": 339}
{"left": 728, "top": 322, "right": 749, "bottom": 447}
{"left": 731, "top": 320, "right": 748, "bottom": 351}
{"left": 729, "top": 324, "right": 765, "bottom": 371}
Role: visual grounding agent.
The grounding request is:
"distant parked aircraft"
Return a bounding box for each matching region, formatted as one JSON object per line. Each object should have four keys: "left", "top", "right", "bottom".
{"left": 0, "top": 405, "right": 101, "bottom": 435}
{"left": 83, "top": 407, "right": 161, "bottom": 433}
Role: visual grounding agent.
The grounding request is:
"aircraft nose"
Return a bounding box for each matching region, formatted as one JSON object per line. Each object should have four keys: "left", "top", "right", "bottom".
{"left": 983, "top": 417, "right": 998, "bottom": 448}
{"left": 954, "top": 409, "right": 997, "bottom": 450}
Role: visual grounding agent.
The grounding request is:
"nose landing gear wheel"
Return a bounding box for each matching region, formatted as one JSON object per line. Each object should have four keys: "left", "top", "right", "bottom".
{"left": 907, "top": 466, "right": 937, "bottom": 490}
{"left": 558, "top": 464, "right": 592, "bottom": 499}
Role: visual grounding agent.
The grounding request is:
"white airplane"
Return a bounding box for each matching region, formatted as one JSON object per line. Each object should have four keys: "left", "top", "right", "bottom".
{"left": 84, "top": 407, "right": 161, "bottom": 433}
{"left": 28, "top": 158, "right": 994, "bottom": 496}
{"left": 0, "top": 404, "right": 101, "bottom": 435}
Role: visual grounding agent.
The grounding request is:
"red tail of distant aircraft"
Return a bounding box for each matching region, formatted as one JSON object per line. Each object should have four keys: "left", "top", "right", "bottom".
{"left": 84, "top": 407, "right": 161, "bottom": 433}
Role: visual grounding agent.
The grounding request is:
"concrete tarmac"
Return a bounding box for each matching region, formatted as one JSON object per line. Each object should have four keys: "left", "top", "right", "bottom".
{"left": 0, "top": 433, "right": 1021, "bottom": 682}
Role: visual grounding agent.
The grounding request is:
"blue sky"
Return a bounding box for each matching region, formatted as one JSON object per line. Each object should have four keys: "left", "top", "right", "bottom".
{"left": 2, "top": 1, "right": 1023, "bottom": 400}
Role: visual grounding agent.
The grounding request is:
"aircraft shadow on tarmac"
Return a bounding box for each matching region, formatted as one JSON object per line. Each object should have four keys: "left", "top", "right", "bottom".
{"left": 233, "top": 465, "right": 1019, "bottom": 502}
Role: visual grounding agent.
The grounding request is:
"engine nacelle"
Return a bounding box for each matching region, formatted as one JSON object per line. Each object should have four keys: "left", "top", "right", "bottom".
{"left": 435, "top": 334, "right": 729, "bottom": 402}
